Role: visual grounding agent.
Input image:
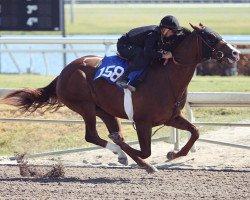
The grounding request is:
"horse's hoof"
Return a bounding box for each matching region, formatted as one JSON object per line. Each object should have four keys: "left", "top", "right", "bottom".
{"left": 118, "top": 157, "right": 128, "bottom": 166}
{"left": 145, "top": 164, "right": 158, "bottom": 174}
{"left": 167, "top": 151, "right": 175, "bottom": 160}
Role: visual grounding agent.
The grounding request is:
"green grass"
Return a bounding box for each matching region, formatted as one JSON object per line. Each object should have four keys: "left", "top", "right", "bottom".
{"left": 189, "top": 76, "right": 250, "bottom": 92}
{"left": 2, "top": 4, "right": 250, "bottom": 35}
{"left": 65, "top": 5, "right": 250, "bottom": 34}
{"left": 0, "top": 74, "right": 250, "bottom": 92}
{"left": 0, "top": 75, "right": 56, "bottom": 88}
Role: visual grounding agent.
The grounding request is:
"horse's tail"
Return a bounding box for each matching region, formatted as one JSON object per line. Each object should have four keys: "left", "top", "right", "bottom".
{"left": 1, "top": 76, "right": 63, "bottom": 113}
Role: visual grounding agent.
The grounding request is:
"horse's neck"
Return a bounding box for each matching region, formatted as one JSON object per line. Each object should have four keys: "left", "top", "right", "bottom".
{"left": 168, "top": 32, "right": 201, "bottom": 97}
{"left": 174, "top": 32, "right": 201, "bottom": 65}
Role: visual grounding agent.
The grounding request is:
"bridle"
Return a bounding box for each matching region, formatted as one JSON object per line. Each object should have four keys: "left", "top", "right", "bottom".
{"left": 196, "top": 29, "right": 225, "bottom": 61}
{"left": 172, "top": 29, "right": 224, "bottom": 66}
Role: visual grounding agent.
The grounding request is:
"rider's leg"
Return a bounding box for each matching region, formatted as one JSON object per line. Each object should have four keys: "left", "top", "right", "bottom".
{"left": 116, "top": 50, "right": 151, "bottom": 92}
{"left": 116, "top": 43, "right": 144, "bottom": 91}
{"left": 116, "top": 63, "right": 140, "bottom": 91}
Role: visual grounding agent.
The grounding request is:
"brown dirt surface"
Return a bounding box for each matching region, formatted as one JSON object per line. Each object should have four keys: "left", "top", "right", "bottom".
{"left": 0, "top": 165, "right": 249, "bottom": 200}
{"left": 0, "top": 124, "right": 249, "bottom": 199}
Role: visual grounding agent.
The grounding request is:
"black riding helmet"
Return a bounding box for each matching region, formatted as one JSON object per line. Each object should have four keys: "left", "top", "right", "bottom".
{"left": 159, "top": 15, "right": 181, "bottom": 31}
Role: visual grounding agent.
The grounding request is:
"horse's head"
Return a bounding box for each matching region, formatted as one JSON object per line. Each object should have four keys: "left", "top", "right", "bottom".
{"left": 190, "top": 23, "right": 240, "bottom": 64}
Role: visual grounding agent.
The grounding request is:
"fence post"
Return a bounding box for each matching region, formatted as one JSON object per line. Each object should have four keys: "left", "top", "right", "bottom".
{"left": 174, "top": 129, "right": 180, "bottom": 151}
{"left": 4, "top": 44, "right": 21, "bottom": 74}
{"left": 104, "top": 43, "right": 112, "bottom": 56}
{"left": 186, "top": 102, "right": 197, "bottom": 152}
{"left": 42, "top": 52, "right": 49, "bottom": 75}
{"left": 169, "top": 127, "right": 176, "bottom": 144}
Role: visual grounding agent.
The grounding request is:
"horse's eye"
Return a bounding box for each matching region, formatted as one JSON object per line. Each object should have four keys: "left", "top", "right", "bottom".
{"left": 207, "top": 33, "right": 216, "bottom": 43}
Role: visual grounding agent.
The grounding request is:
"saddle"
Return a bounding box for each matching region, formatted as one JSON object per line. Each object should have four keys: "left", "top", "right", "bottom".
{"left": 94, "top": 55, "right": 145, "bottom": 90}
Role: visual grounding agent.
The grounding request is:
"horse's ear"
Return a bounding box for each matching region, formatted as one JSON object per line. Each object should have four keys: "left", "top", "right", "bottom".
{"left": 189, "top": 23, "right": 199, "bottom": 31}
{"left": 199, "top": 22, "right": 204, "bottom": 27}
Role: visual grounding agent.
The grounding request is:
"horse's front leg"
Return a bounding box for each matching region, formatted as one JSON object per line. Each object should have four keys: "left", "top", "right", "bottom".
{"left": 167, "top": 115, "right": 199, "bottom": 160}
{"left": 109, "top": 122, "right": 158, "bottom": 173}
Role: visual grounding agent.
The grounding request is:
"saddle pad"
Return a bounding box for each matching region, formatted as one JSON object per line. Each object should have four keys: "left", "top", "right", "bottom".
{"left": 94, "top": 55, "right": 144, "bottom": 87}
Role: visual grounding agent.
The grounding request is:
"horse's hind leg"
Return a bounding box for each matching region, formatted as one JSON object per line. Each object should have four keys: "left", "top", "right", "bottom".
{"left": 96, "top": 107, "right": 125, "bottom": 142}
{"left": 96, "top": 107, "right": 128, "bottom": 165}
{"left": 62, "top": 100, "right": 128, "bottom": 165}
{"left": 68, "top": 102, "right": 107, "bottom": 147}
{"left": 167, "top": 115, "right": 200, "bottom": 160}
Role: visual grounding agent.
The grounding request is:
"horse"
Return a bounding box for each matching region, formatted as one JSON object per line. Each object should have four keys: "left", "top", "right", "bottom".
{"left": 1, "top": 24, "right": 240, "bottom": 173}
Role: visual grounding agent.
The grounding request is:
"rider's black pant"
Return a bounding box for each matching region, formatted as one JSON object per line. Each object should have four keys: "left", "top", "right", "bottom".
{"left": 117, "top": 41, "right": 152, "bottom": 74}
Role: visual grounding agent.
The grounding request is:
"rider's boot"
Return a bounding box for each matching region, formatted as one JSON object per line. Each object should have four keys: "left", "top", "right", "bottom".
{"left": 116, "top": 71, "right": 136, "bottom": 92}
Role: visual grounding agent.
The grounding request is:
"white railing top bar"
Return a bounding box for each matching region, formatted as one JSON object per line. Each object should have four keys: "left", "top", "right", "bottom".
{"left": 66, "top": 0, "right": 250, "bottom": 4}
{"left": 0, "top": 49, "right": 249, "bottom": 54}
{"left": 1, "top": 89, "right": 250, "bottom": 105}
{"left": 187, "top": 92, "right": 250, "bottom": 107}
{"left": 0, "top": 37, "right": 117, "bottom": 45}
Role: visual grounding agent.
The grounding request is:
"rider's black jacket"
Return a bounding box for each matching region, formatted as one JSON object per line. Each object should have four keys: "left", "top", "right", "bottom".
{"left": 117, "top": 25, "right": 191, "bottom": 65}
{"left": 118, "top": 25, "right": 163, "bottom": 61}
{"left": 118, "top": 25, "right": 190, "bottom": 62}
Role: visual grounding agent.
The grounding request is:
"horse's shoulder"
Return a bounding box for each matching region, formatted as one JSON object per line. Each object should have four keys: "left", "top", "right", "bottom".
{"left": 148, "top": 63, "right": 167, "bottom": 76}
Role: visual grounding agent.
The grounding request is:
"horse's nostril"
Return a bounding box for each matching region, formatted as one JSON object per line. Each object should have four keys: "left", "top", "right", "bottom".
{"left": 232, "top": 51, "right": 238, "bottom": 56}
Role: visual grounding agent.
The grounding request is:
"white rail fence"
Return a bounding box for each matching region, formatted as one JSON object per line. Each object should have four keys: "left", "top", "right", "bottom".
{"left": 0, "top": 37, "right": 250, "bottom": 75}
{"left": 171, "top": 92, "right": 250, "bottom": 151}
{"left": 1, "top": 36, "right": 249, "bottom": 49}
{"left": 0, "top": 89, "right": 249, "bottom": 159}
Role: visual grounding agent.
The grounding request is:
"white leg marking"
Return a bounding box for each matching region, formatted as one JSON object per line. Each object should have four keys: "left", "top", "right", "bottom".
{"left": 106, "top": 142, "right": 128, "bottom": 165}
{"left": 106, "top": 142, "right": 127, "bottom": 158}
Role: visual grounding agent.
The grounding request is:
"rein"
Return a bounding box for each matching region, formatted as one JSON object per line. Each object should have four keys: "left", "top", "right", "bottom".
{"left": 172, "top": 57, "right": 185, "bottom": 65}
{"left": 150, "top": 66, "right": 187, "bottom": 137}
{"left": 166, "top": 67, "right": 187, "bottom": 122}
{"left": 171, "top": 33, "right": 201, "bottom": 66}
{"left": 150, "top": 65, "right": 188, "bottom": 137}
{"left": 168, "top": 30, "right": 222, "bottom": 121}
{"left": 166, "top": 32, "right": 202, "bottom": 122}
{"left": 154, "top": 30, "right": 223, "bottom": 132}
{"left": 172, "top": 56, "right": 198, "bottom": 66}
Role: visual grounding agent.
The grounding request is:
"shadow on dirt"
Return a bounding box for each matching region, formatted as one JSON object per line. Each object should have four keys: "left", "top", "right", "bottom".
{"left": 0, "top": 177, "right": 131, "bottom": 184}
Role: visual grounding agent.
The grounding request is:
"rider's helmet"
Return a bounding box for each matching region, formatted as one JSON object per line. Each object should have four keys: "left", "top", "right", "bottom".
{"left": 159, "top": 15, "right": 181, "bottom": 31}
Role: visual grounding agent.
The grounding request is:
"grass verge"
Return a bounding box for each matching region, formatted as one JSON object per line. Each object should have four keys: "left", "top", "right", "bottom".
{"left": 1, "top": 4, "right": 250, "bottom": 35}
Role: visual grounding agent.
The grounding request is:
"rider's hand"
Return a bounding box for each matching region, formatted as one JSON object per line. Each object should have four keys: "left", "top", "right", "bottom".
{"left": 162, "top": 52, "right": 173, "bottom": 66}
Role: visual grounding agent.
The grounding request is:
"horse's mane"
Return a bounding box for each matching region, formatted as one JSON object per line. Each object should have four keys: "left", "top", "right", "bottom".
{"left": 172, "top": 27, "right": 192, "bottom": 51}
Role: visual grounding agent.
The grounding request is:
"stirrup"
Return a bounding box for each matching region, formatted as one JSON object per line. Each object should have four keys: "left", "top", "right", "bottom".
{"left": 116, "top": 81, "right": 136, "bottom": 92}
{"left": 116, "top": 80, "right": 129, "bottom": 89}
{"left": 127, "top": 85, "right": 136, "bottom": 92}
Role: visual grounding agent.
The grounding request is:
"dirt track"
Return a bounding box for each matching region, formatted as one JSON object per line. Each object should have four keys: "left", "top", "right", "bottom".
{"left": 0, "top": 125, "right": 249, "bottom": 199}
{"left": 0, "top": 165, "right": 249, "bottom": 200}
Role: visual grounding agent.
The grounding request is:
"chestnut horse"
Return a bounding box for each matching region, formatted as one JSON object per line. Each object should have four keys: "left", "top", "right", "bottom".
{"left": 1, "top": 24, "right": 240, "bottom": 173}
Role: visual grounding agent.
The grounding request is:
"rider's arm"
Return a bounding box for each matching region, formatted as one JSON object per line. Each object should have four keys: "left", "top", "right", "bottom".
{"left": 143, "top": 32, "right": 163, "bottom": 60}
{"left": 162, "top": 51, "right": 173, "bottom": 65}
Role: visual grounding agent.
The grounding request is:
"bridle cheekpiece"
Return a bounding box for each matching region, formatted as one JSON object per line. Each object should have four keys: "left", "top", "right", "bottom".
{"left": 196, "top": 26, "right": 225, "bottom": 61}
